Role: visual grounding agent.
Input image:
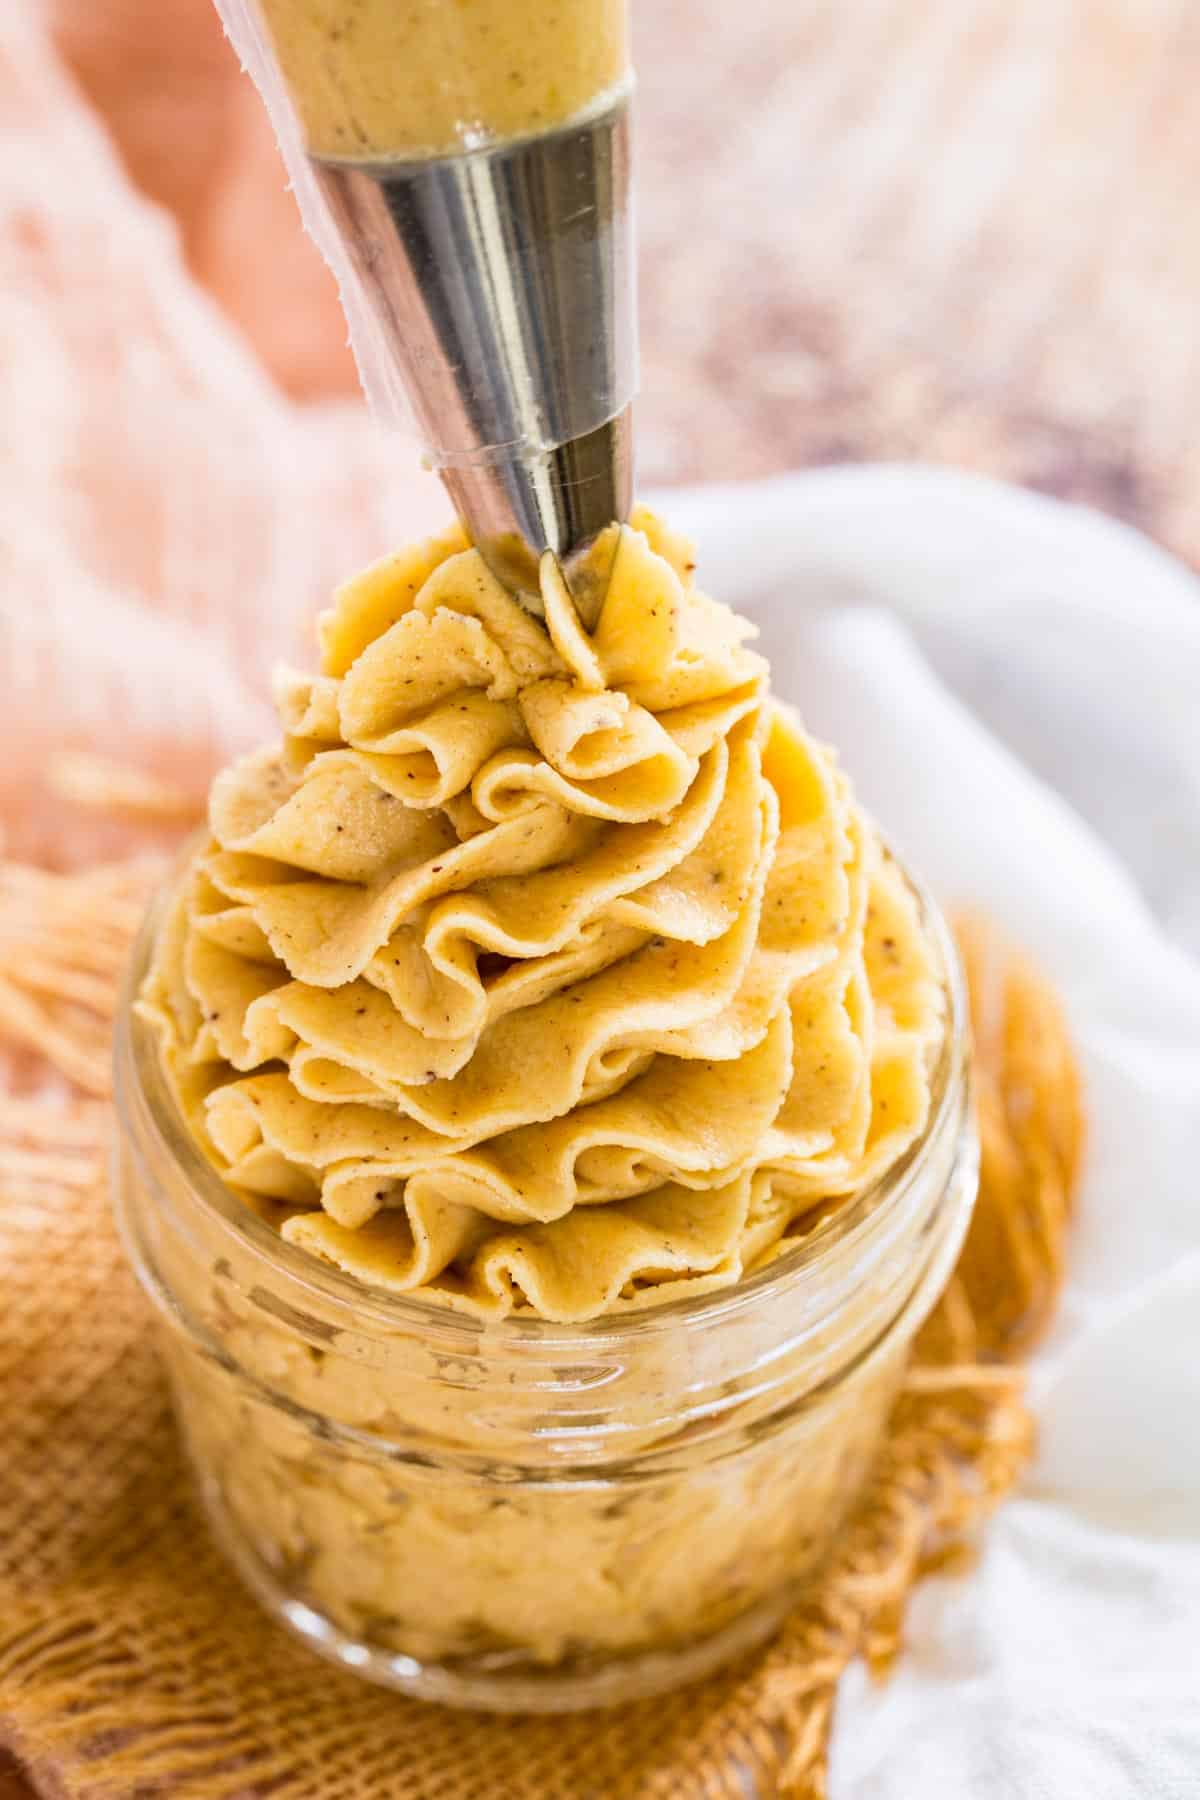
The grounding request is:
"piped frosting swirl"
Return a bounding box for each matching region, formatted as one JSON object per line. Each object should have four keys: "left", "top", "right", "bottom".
{"left": 140, "top": 509, "right": 943, "bottom": 1321}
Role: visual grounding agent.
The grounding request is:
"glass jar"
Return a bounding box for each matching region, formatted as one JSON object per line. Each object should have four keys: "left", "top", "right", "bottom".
{"left": 113, "top": 873, "right": 976, "bottom": 1714}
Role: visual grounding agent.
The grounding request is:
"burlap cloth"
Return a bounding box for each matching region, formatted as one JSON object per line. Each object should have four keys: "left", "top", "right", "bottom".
{"left": 0, "top": 822, "right": 1083, "bottom": 1800}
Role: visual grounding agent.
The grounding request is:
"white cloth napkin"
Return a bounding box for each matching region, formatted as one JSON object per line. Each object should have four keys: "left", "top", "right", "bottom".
{"left": 668, "top": 466, "right": 1200, "bottom": 1800}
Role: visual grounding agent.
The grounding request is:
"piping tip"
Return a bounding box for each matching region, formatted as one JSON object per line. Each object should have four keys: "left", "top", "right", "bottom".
{"left": 439, "top": 406, "right": 634, "bottom": 604}
{"left": 311, "top": 99, "right": 636, "bottom": 611}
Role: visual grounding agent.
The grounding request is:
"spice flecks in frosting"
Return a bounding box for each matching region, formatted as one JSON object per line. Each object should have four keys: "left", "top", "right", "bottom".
{"left": 140, "top": 510, "right": 943, "bottom": 1320}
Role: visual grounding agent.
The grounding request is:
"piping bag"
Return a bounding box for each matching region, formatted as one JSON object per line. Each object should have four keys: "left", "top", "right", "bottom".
{"left": 215, "top": 0, "right": 635, "bottom": 603}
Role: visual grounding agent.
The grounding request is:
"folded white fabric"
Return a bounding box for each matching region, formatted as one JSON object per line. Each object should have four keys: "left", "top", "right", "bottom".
{"left": 669, "top": 466, "right": 1200, "bottom": 1800}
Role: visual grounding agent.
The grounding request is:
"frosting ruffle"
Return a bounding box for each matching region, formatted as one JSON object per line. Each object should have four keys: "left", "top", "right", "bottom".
{"left": 140, "top": 509, "right": 943, "bottom": 1320}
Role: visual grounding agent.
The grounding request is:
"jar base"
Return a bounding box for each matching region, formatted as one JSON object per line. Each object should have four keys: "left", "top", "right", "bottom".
{"left": 198, "top": 1475, "right": 799, "bottom": 1714}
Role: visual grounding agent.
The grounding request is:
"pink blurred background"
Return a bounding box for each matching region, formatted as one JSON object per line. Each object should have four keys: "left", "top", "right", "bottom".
{"left": 42, "top": 0, "right": 1200, "bottom": 522}
{"left": 48, "top": 0, "right": 1200, "bottom": 526}
{"left": 6, "top": 0, "right": 1194, "bottom": 881}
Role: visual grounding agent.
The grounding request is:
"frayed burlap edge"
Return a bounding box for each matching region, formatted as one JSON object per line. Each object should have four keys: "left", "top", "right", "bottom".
{"left": 0, "top": 813, "right": 1084, "bottom": 1800}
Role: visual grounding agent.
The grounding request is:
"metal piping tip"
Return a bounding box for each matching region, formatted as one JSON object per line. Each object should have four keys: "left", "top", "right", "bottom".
{"left": 311, "top": 98, "right": 636, "bottom": 604}
{"left": 439, "top": 406, "right": 633, "bottom": 599}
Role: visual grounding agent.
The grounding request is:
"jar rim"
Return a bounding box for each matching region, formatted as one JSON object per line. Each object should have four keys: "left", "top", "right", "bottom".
{"left": 114, "top": 844, "right": 968, "bottom": 1349}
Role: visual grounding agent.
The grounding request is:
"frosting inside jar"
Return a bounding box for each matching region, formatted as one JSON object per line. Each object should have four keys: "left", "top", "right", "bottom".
{"left": 139, "top": 509, "right": 943, "bottom": 1322}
